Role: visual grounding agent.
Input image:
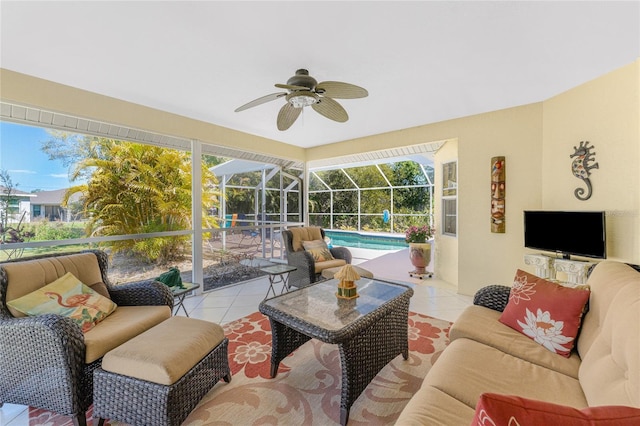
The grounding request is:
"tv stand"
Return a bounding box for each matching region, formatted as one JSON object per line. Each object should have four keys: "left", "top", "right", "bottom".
{"left": 523, "top": 254, "right": 554, "bottom": 279}
{"left": 554, "top": 258, "right": 591, "bottom": 286}
{"left": 523, "top": 254, "right": 591, "bottom": 287}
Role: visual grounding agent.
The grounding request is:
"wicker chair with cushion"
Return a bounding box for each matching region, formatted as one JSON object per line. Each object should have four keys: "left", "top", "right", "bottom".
{"left": 282, "top": 227, "right": 352, "bottom": 289}
{"left": 0, "top": 250, "right": 174, "bottom": 426}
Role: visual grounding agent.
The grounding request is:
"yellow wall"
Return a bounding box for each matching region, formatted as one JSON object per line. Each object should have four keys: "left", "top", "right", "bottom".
{"left": 315, "top": 60, "right": 639, "bottom": 295}
{"left": 433, "top": 139, "right": 459, "bottom": 286}
{"left": 0, "top": 69, "right": 306, "bottom": 163}
{"left": 318, "top": 104, "right": 544, "bottom": 295}
{"left": 542, "top": 60, "right": 640, "bottom": 262}
{"left": 2, "top": 60, "right": 639, "bottom": 296}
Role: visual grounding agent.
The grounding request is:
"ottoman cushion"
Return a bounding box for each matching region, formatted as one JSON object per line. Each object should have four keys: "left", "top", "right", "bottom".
{"left": 101, "top": 316, "right": 225, "bottom": 385}
{"left": 84, "top": 305, "right": 171, "bottom": 363}
{"left": 321, "top": 265, "right": 374, "bottom": 280}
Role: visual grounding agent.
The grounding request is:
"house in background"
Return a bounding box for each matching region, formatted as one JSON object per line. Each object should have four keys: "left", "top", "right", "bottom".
{"left": 1, "top": 187, "right": 80, "bottom": 224}
{"left": 0, "top": 187, "right": 35, "bottom": 223}
{"left": 29, "top": 188, "right": 80, "bottom": 222}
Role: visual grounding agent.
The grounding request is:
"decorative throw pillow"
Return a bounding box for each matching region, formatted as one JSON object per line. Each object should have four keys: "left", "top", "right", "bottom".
{"left": 8, "top": 272, "right": 117, "bottom": 333}
{"left": 472, "top": 393, "right": 640, "bottom": 426}
{"left": 302, "top": 239, "right": 335, "bottom": 262}
{"left": 89, "top": 281, "right": 111, "bottom": 299}
{"left": 498, "top": 269, "right": 590, "bottom": 357}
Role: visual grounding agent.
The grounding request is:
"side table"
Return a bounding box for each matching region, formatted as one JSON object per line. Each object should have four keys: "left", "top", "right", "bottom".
{"left": 172, "top": 283, "right": 200, "bottom": 317}
{"left": 260, "top": 264, "right": 297, "bottom": 298}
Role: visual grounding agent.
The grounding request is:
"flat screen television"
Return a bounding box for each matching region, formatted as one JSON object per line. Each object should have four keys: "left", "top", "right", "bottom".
{"left": 523, "top": 210, "right": 606, "bottom": 259}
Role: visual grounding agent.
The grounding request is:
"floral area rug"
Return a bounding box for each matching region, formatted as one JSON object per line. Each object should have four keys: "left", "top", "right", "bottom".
{"left": 29, "top": 311, "right": 451, "bottom": 426}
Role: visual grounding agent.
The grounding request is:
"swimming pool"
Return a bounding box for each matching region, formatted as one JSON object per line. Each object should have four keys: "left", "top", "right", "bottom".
{"left": 324, "top": 230, "right": 408, "bottom": 251}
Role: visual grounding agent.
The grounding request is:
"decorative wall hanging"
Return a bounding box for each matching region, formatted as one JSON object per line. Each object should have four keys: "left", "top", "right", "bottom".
{"left": 491, "top": 156, "right": 506, "bottom": 233}
{"left": 570, "top": 141, "right": 599, "bottom": 201}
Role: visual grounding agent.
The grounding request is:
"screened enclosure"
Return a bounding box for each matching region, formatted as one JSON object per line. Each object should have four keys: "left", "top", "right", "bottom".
{"left": 308, "top": 161, "right": 434, "bottom": 234}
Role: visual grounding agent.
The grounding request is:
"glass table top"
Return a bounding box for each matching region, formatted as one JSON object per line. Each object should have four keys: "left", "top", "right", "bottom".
{"left": 260, "top": 264, "right": 297, "bottom": 275}
{"left": 260, "top": 278, "right": 411, "bottom": 331}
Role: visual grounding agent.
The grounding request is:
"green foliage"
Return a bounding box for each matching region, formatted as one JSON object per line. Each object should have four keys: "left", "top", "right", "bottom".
{"left": 0, "top": 169, "right": 19, "bottom": 230}
{"left": 47, "top": 136, "right": 220, "bottom": 264}
{"left": 202, "top": 154, "right": 228, "bottom": 169}
{"left": 361, "top": 189, "right": 391, "bottom": 214}
{"left": 389, "top": 162, "right": 432, "bottom": 212}
{"left": 392, "top": 214, "right": 432, "bottom": 234}
{"left": 308, "top": 161, "right": 434, "bottom": 233}
{"left": 25, "top": 221, "right": 85, "bottom": 241}
{"left": 344, "top": 165, "right": 387, "bottom": 187}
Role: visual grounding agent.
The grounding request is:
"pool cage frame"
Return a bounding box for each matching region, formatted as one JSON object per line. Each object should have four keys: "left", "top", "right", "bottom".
{"left": 212, "top": 159, "right": 435, "bottom": 238}
{"left": 308, "top": 162, "right": 435, "bottom": 234}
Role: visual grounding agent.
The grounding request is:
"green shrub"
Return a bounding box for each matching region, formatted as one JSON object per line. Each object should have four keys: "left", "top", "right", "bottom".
{"left": 26, "top": 221, "right": 85, "bottom": 241}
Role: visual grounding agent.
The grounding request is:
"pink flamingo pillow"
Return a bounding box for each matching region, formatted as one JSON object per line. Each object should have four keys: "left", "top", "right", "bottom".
{"left": 8, "top": 272, "right": 117, "bottom": 332}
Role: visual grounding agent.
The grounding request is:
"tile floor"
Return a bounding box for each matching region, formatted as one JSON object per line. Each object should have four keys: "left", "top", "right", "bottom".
{"left": 1, "top": 248, "right": 472, "bottom": 426}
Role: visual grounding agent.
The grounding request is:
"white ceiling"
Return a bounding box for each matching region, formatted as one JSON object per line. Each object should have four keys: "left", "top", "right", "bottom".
{"left": 1, "top": 1, "right": 638, "bottom": 149}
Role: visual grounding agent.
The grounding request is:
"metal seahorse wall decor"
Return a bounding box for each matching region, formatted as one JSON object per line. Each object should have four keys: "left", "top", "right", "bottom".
{"left": 570, "top": 141, "right": 599, "bottom": 201}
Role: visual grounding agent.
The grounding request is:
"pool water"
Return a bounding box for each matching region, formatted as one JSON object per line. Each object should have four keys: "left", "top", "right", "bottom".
{"left": 324, "top": 230, "right": 408, "bottom": 251}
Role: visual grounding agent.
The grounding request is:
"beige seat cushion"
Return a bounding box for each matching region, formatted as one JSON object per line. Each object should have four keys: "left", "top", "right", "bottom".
{"left": 395, "top": 383, "right": 476, "bottom": 426}
{"left": 321, "top": 265, "right": 374, "bottom": 280}
{"left": 289, "top": 227, "right": 324, "bottom": 252}
{"left": 424, "top": 338, "right": 588, "bottom": 410}
{"left": 84, "top": 305, "right": 171, "bottom": 363}
{"left": 101, "top": 316, "right": 225, "bottom": 385}
{"left": 3, "top": 253, "right": 106, "bottom": 317}
{"left": 450, "top": 305, "right": 582, "bottom": 378}
{"left": 314, "top": 259, "right": 347, "bottom": 274}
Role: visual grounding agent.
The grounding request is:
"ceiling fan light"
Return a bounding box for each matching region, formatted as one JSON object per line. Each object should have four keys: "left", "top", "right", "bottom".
{"left": 287, "top": 92, "right": 318, "bottom": 108}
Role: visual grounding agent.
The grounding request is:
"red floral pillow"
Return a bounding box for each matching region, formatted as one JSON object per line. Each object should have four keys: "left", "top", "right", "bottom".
{"left": 498, "top": 269, "right": 590, "bottom": 357}
{"left": 472, "top": 393, "right": 640, "bottom": 426}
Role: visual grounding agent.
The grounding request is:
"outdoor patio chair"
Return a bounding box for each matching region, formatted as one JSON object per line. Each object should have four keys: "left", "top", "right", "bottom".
{"left": 239, "top": 226, "right": 261, "bottom": 246}
{"left": 0, "top": 250, "right": 173, "bottom": 426}
{"left": 282, "top": 227, "right": 352, "bottom": 288}
{"left": 223, "top": 213, "right": 238, "bottom": 232}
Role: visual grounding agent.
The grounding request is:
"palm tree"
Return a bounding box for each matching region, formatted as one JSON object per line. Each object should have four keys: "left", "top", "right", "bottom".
{"left": 64, "top": 140, "right": 220, "bottom": 263}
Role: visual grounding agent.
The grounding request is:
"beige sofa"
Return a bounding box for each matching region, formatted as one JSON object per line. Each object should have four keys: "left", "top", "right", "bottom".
{"left": 0, "top": 250, "right": 173, "bottom": 426}
{"left": 396, "top": 260, "right": 640, "bottom": 425}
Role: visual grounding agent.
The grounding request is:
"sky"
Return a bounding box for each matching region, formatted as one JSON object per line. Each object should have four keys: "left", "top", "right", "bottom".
{"left": 0, "top": 121, "right": 74, "bottom": 193}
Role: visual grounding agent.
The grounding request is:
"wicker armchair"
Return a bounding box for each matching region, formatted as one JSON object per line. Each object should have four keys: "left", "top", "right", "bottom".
{"left": 0, "top": 250, "right": 173, "bottom": 426}
{"left": 473, "top": 284, "right": 511, "bottom": 312}
{"left": 282, "top": 227, "right": 352, "bottom": 289}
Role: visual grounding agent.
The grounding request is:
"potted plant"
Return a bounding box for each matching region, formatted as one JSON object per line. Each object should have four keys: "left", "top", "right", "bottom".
{"left": 405, "top": 225, "right": 434, "bottom": 276}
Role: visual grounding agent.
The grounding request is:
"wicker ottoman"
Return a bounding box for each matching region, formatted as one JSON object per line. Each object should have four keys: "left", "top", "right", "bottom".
{"left": 321, "top": 264, "right": 374, "bottom": 280}
{"left": 93, "top": 316, "right": 231, "bottom": 426}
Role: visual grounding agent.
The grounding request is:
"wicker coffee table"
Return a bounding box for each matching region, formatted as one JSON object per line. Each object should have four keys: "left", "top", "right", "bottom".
{"left": 258, "top": 278, "right": 413, "bottom": 425}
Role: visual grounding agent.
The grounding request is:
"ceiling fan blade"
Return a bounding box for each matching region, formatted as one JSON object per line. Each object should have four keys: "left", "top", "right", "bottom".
{"left": 316, "top": 81, "right": 368, "bottom": 99}
{"left": 312, "top": 97, "right": 348, "bottom": 122}
{"left": 275, "top": 83, "right": 310, "bottom": 91}
{"left": 234, "top": 92, "right": 287, "bottom": 112}
{"left": 277, "top": 103, "right": 302, "bottom": 131}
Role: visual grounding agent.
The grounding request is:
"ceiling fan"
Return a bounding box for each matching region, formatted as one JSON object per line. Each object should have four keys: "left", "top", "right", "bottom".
{"left": 234, "top": 69, "right": 368, "bottom": 131}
